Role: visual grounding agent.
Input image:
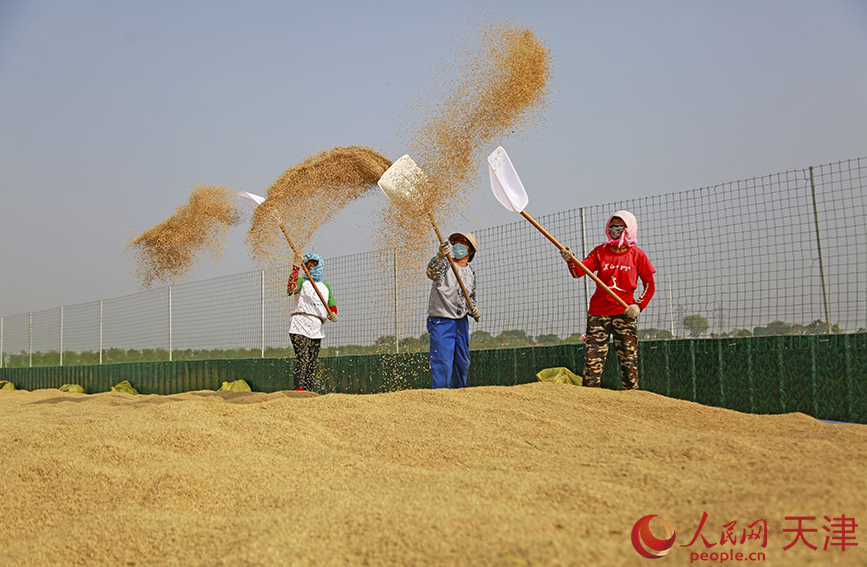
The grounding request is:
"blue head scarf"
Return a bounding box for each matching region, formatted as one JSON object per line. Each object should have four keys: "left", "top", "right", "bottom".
{"left": 302, "top": 252, "right": 324, "bottom": 281}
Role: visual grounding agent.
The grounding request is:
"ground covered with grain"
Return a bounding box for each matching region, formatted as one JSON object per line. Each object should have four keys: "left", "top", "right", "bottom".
{"left": 0, "top": 383, "right": 864, "bottom": 566}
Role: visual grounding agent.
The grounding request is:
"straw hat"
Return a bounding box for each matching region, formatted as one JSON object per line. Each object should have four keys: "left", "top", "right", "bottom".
{"left": 449, "top": 232, "right": 478, "bottom": 262}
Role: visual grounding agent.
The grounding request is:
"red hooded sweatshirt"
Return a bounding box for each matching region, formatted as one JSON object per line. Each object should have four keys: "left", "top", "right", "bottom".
{"left": 567, "top": 210, "right": 656, "bottom": 316}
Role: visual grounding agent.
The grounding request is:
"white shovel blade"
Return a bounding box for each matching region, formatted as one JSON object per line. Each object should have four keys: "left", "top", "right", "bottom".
{"left": 237, "top": 191, "right": 265, "bottom": 210}
{"left": 238, "top": 191, "right": 285, "bottom": 223}
{"left": 377, "top": 154, "right": 427, "bottom": 217}
{"left": 487, "top": 146, "right": 529, "bottom": 213}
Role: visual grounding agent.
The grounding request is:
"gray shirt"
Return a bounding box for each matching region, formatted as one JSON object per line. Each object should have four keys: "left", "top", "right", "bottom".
{"left": 426, "top": 256, "right": 477, "bottom": 319}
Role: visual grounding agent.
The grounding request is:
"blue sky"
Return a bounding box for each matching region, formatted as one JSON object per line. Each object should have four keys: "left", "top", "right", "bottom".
{"left": 2, "top": 0, "right": 867, "bottom": 317}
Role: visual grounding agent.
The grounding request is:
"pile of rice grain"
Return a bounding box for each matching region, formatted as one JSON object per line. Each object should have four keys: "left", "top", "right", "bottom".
{"left": 128, "top": 185, "right": 242, "bottom": 288}
{"left": 1, "top": 383, "right": 864, "bottom": 566}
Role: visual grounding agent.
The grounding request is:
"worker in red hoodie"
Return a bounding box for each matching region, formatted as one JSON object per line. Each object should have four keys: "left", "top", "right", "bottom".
{"left": 560, "top": 210, "right": 655, "bottom": 390}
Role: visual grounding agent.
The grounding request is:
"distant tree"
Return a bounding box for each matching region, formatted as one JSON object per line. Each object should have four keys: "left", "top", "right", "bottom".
{"left": 79, "top": 351, "right": 99, "bottom": 365}
{"left": 638, "top": 328, "right": 674, "bottom": 340}
{"left": 398, "top": 333, "right": 429, "bottom": 352}
{"left": 766, "top": 320, "right": 793, "bottom": 335}
{"left": 8, "top": 352, "right": 27, "bottom": 367}
{"left": 470, "top": 330, "right": 494, "bottom": 346}
{"left": 62, "top": 351, "right": 81, "bottom": 365}
{"left": 334, "top": 344, "right": 372, "bottom": 355}
{"left": 265, "top": 347, "right": 291, "bottom": 358}
{"left": 806, "top": 319, "right": 843, "bottom": 335}
{"left": 39, "top": 350, "right": 60, "bottom": 366}
{"left": 682, "top": 315, "right": 709, "bottom": 338}
{"left": 496, "top": 329, "right": 531, "bottom": 347}
{"left": 564, "top": 333, "right": 586, "bottom": 344}
{"left": 104, "top": 347, "right": 126, "bottom": 363}
{"left": 729, "top": 328, "right": 752, "bottom": 338}
{"left": 535, "top": 334, "right": 562, "bottom": 345}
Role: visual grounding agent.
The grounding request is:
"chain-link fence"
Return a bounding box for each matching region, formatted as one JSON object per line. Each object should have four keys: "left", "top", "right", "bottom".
{"left": 3, "top": 157, "right": 865, "bottom": 367}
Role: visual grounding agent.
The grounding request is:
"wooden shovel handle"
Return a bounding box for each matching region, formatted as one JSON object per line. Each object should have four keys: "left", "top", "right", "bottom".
{"left": 278, "top": 223, "right": 331, "bottom": 313}
{"left": 430, "top": 218, "right": 480, "bottom": 322}
{"left": 519, "top": 211, "right": 630, "bottom": 310}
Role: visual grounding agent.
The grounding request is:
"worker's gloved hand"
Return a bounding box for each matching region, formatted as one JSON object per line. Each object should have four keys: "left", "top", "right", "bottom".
{"left": 437, "top": 241, "right": 451, "bottom": 259}
{"left": 560, "top": 247, "right": 574, "bottom": 262}
{"left": 293, "top": 252, "right": 304, "bottom": 267}
{"left": 470, "top": 306, "right": 481, "bottom": 320}
{"left": 624, "top": 304, "right": 640, "bottom": 319}
{"left": 327, "top": 312, "right": 338, "bottom": 322}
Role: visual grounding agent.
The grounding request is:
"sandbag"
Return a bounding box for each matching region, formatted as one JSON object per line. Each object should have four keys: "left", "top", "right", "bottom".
{"left": 0, "top": 381, "right": 15, "bottom": 391}
{"left": 218, "top": 379, "right": 252, "bottom": 392}
{"left": 110, "top": 380, "right": 139, "bottom": 395}
{"left": 59, "top": 384, "right": 86, "bottom": 394}
{"left": 536, "top": 367, "right": 582, "bottom": 386}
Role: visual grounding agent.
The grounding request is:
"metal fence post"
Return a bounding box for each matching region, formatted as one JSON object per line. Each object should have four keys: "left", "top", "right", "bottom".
{"left": 1, "top": 316, "right": 3, "bottom": 369}
{"left": 669, "top": 276, "right": 674, "bottom": 337}
{"left": 580, "top": 207, "right": 589, "bottom": 311}
{"left": 168, "top": 286, "right": 173, "bottom": 362}
{"left": 809, "top": 166, "right": 832, "bottom": 332}
{"left": 99, "top": 299, "right": 103, "bottom": 365}
{"left": 394, "top": 251, "right": 399, "bottom": 354}
{"left": 60, "top": 306, "right": 64, "bottom": 366}
{"left": 261, "top": 270, "right": 265, "bottom": 358}
{"left": 29, "top": 312, "right": 32, "bottom": 368}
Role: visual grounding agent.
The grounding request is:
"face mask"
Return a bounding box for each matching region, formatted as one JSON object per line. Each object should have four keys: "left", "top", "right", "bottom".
{"left": 608, "top": 224, "right": 626, "bottom": 239}
{"left": 452, "top": 243, "right": 469, "bottom": 259}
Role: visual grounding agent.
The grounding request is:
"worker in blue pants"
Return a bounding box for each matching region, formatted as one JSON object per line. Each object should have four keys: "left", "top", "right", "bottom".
{"left": 425, "top": 232, "right": 481, "bottom": 389}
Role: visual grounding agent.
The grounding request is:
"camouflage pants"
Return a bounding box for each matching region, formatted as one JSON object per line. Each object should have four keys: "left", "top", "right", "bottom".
{"left": 583, "top": 314, "right": 639, "bottom": 390}
{"left": 290, "top": 333, "right": 321, "bottom": 391}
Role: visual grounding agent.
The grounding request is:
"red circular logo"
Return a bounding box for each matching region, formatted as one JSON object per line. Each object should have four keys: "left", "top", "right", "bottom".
{"left": 631, "top": 514, "right": 677, "bottom": 559}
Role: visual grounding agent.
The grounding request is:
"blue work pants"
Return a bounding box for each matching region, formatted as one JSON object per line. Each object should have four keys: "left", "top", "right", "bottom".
{"left": 427, "top": 316, "right": 470, "bottom": 389}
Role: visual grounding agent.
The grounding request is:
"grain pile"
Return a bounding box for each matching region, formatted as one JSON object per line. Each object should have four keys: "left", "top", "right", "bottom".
{"left": 1, "top": 383, "right": 864, "bottom": 566}
{"left": 246, "top": 145, "right": 392, "bottom": 267}
{"left": 128, "top": 185, "right": 242, "bottom": 288}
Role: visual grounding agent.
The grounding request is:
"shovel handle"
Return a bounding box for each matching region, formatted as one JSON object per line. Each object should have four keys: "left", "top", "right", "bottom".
{"left": 278, "top": 223, "right": 331, "bottom": 314}
{"left": 430, "top": 218, "right": 480, "bottom": 322}
{"left": 519, "top": 211, "right": 630, "bottom": 310}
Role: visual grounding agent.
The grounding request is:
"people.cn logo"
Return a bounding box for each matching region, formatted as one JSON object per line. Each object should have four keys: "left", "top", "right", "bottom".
{"left": 631, "top": 514, "right": 677, "bottom": 559}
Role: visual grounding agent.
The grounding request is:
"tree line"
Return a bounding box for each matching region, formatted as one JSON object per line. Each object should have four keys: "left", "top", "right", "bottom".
{"left": 0, "top": 329, "right": 584, "bottom": 367}
{"left": 3, "top": 319, "right": 860, "bottom": 368}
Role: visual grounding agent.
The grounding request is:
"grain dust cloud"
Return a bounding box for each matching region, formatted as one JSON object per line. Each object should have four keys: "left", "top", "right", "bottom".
{"left": 245, "top": 145, "right": 392, "bottom": 267}
{"left": 376, "top": 19, "right": 551, "bottom": 274}
{"left": 128, "top": 185, "right": 242, "bottom": 288}
{"left": 125, "top": 17, "right": 552, "bottom": 377}
{"left": 128, "top": 18, "right": 550, "bottom": 288}
{"left": 372, "top": 19, "right": 552, "bottom": 387}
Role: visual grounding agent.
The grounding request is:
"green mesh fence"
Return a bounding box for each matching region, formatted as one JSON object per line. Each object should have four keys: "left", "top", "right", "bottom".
{"left": 2, "top": 157, "right": 867, "bottom": 369}
{"left": 2, "top": 335, "right": 864, "bottom": 424}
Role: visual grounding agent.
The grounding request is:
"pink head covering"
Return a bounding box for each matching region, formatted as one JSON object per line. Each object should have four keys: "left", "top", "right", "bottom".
{"left": 606, "top": 210, "right": 637, "bottom": 248}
